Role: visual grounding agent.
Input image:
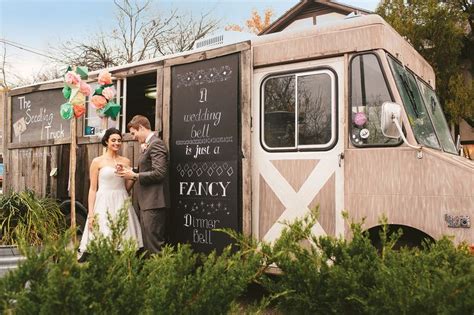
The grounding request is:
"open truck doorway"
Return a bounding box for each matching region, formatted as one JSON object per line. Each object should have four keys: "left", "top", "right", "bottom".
{"left": 124, "top": 73, "right": 156, "bottom": 131}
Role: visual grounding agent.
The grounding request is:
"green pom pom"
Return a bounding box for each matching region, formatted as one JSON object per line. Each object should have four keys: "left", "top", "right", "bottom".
{"left": 60, "top": 102, "right": 74, "bottom": 120}
{"left": 76, "top": 66, "right": 88, "bottom": 79}
{"left": 94, "top": 87, "right": 104, "bottom": 96}
{"left": 62, "top": 86, "right": 71, "bottom": 99}
{"left": 99, "top": 102, "right": 121, "bottom": 119}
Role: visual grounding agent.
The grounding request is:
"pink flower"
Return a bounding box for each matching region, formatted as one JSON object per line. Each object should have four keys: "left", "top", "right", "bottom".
{"left": 102, "top": 86, "right": 116, "bottom": 100}
{"left": 98, "top": 70, "right": 112, "bottom": 85}
{"left": 79, "top": 81, "right": 92, "bottom": 96}
{"left": 64, "top": 71, "right": 81, "bottom": 88}
{"left": 91, "top": 95, "right": 108, "bottom": 109}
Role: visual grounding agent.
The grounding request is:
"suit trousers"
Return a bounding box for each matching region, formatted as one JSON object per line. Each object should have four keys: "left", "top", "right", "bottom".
{"left": 138, "top": 207, "right": 166, "bottom": 254}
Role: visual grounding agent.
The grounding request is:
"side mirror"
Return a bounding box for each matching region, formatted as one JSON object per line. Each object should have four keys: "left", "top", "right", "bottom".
{"left": 381, "top": 101, "right": 422, "bottom": 155}
{"left": 381, "top": 102, "right": 402, "bottom": 139}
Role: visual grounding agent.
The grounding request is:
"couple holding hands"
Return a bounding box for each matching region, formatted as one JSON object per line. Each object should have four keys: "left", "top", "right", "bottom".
{"left": 79, "top": 115, "right": 169, "bottom": 257}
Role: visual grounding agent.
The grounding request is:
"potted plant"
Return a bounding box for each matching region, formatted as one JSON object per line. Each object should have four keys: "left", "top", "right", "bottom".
{"left": 0, "top": 190, "right": 66, "bottom": 276}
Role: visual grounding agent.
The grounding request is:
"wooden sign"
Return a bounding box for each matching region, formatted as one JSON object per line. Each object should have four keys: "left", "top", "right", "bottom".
{"left": 10, "top": 89, "right": 71, "bottom": 144}
{"left": 170, "top": 53, "right": 241, "bottom": 253}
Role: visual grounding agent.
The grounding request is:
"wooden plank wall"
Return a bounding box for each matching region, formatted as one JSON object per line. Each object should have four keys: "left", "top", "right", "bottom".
{"left": 5, "top": 139, "right": 140, "bottom": 209}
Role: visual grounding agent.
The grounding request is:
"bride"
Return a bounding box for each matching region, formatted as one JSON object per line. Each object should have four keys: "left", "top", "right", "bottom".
{"left": 79, "top": 128, "right": 143, "bottom": 255}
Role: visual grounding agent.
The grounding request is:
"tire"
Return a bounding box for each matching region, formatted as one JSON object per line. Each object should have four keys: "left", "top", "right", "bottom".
{"left": 367, "top": 224, "right": 434, "bottom": 251}
{"left": 60, "top": 200, "right": 88, "bottom": 239}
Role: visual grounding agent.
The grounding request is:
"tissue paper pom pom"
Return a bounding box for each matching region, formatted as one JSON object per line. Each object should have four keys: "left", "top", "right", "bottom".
{"left": 79, "top": 81, "right": 92, "bottom": 96}
{"left": 73, "top": 104, "right": 86, "bottom": 118}
{"left": 102, "top": 86, "right": 116, "bottom": 100}
{"left": 64, "top": 71, "right": 81, "bottom": 88}
{"left": 354, "top": 112, "right": 367, "bottom": 127}
{"left": 91, "top": 95, "right": 108, "bottom": 109}
{"left": 98, "top": 70, "right": 112, "bottom": 85}
{"left": 70, "top": 91, "right": 85, "bottom": 106}
{"left": 60, "top": 102, "right": 74, "bottom": 120}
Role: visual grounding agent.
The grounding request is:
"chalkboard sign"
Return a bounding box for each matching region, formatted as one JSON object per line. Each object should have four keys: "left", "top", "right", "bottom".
{"left": 10, "top": 89, "right": 71, "bottom": 144}
{"left": 170, "top": 53, "right": 240, "bottom": 253}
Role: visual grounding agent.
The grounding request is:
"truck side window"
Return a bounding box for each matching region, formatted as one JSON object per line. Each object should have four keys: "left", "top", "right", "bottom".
{"left": 350, "top": 54, "right": 399, "bottom": 146}
{"left": 262, "top": 70, "right": 336, "bottom": 151}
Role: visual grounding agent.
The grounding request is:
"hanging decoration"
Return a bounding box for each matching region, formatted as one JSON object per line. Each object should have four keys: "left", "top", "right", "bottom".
{"left": 91, "top": 70, "right": 121, "bottom": 119}
{"left": 60, "top": 66, "right": 91, "bottom": 119}
{"left": 353, "top": 112, "right": 368, "bottom": 127}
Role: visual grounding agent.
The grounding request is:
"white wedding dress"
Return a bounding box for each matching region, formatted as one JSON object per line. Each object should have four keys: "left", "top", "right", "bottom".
{"left": 79, "top": 166, "right": 143, "bottom": 253}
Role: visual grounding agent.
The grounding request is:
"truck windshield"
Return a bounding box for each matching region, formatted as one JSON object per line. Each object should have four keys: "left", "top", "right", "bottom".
{"left": 388, "top": 56, "right": 441, "bottom": 150}
{"left": 416, "top": 80, "right": 457, "bottom": 154}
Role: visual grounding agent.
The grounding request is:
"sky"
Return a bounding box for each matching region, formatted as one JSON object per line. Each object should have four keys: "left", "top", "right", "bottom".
{"left": 0, "top": 0, "right": 380, "bottom": 86}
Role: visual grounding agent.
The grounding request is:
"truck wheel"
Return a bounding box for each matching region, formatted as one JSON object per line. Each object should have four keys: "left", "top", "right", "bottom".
{"left": 367, "top": 224, "right": 434, "bottom": 250}
{"left": 60, "top": 201, "right": 88, "bottom": 239}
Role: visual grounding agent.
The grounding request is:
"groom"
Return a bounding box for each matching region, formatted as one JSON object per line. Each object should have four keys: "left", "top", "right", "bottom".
{"left": 119, "top": 115, "right": 169, "bottom": 254}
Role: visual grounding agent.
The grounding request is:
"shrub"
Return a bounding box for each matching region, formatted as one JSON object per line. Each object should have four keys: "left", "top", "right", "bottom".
{"left": 0, "top": 201, "right": 143, "bottom": 315}
{"left": 0, "top": 190, "right": 66, "bottom": 246}
{"left": 0, "top": 201, "right": 262, "bottom": 315}
{"left": 0, "top": 230, "right": 84, "bottom": 314}
{"left": 2, "top": 203, "right": 472, "bottom": 314}
{"left": 241, "top": 209, "right": 474, "bottom": 315}
{"left": 140, "top": 239, "right": 262, "bottom": 314}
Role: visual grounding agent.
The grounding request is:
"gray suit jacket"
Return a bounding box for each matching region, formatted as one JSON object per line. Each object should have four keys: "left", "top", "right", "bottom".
{"left": 133, "top": 134, "right": 170, "bottom": 211}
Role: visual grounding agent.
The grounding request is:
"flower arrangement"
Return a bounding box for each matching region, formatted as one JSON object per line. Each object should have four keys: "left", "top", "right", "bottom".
{"left": 60, "top": 66, "right": 91, "bottom": 120}
{"left": 90, "top": 70, "right": 121, "bottom": 119}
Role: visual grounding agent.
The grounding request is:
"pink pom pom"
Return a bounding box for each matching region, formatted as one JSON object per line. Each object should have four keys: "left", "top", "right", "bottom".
{"left": 91, "top": 95, "right": 107, "bottom": 109}
{"left": 79, "top": 81, "right": 92, "bottom": 96}
{"left": 64, "top": 71, "right": 81, "bottom": 88}
{"left": 98, "top": 70, "right": 112, "bottom": 85}
{"left": 354, "top": 112, "right": 367, "bottom": 127}
{"left": 102, "top": 86, "right": 116, "bottom": 100}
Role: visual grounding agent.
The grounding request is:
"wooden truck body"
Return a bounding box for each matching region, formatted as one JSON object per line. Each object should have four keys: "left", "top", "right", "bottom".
{"left": 3, "top": 15, "right": 473, "bottom": 251}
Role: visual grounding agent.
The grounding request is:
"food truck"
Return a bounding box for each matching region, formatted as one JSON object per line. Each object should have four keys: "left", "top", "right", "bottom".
{"left": 3, "top": 15, "right": 473, "bottom": 252}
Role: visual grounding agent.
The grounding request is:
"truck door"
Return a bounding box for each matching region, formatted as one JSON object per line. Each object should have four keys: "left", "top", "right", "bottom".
{"left": 252, "top": 57, "right": 345, "bottom": 243}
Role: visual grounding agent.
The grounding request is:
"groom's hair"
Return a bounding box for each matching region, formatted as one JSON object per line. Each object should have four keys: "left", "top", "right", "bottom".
{"left": 127, "top": 115, "right": 151, "bottom": 131}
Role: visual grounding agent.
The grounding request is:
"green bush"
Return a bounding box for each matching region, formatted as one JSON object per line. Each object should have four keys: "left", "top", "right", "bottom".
{"left": 0, "top": 190, "right": 66, "bottom": 246}
{"left": 0, "top": 201, "right": 262, "bottom": 315}
{"left": 2, "top": 203, "right": 473, "bottom": 314}
{"left": 0, "top": 229, "right": 84, "bottom": 314}
{"left": 141, "top": 243, "right": 261, "bottom": 315}
{"left": 244, "top": 209, "right": 474, "bottom": 315}
{"left": 0, "top": 201, "right": 142, "bottom": 315}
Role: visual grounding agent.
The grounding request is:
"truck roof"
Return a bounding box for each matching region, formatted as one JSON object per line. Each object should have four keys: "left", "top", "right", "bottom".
{"left": 252, "top": 14, "right": 435, "bottom": 86}
{"left": 10, "top": 14, "right": 435, "bottom": 92}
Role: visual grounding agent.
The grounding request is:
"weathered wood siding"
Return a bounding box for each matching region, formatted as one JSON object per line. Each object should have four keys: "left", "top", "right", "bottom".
{"left": 4, "top": 139, "right": 140, "bottom": 206}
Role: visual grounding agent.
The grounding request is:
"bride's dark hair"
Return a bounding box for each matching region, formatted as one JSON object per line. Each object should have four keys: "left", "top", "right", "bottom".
{"left": 101, "top": 128, "right": 122, "bottom": 147}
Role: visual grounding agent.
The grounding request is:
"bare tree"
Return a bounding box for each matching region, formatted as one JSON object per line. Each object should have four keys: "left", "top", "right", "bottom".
{"left": 56, "top": 0, "right": 220, "bottom": 70}
{"left": 155, "top": 11, "right": 221, "bottom": 55}
{"left": 113, "top": 0, "right": 177, "bottom": 63}
{"left": 1, "top": 43, "right": 9, "bottom": 90}
{"left": 11, "top": 65, "right": 63, "bottom": 87}
{"left": 56, "top": 33, "right": 121, "bottom": 71}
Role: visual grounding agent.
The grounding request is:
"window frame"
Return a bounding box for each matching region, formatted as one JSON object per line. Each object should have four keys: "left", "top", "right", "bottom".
{"left": 260, "top": 67, "right": 338, "bottom": 152}
{"left": 348, "top": 51, "right": 402, "bottom": 148}
{"left": 83, "top": 79, "right": 122, "bottom": 136}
